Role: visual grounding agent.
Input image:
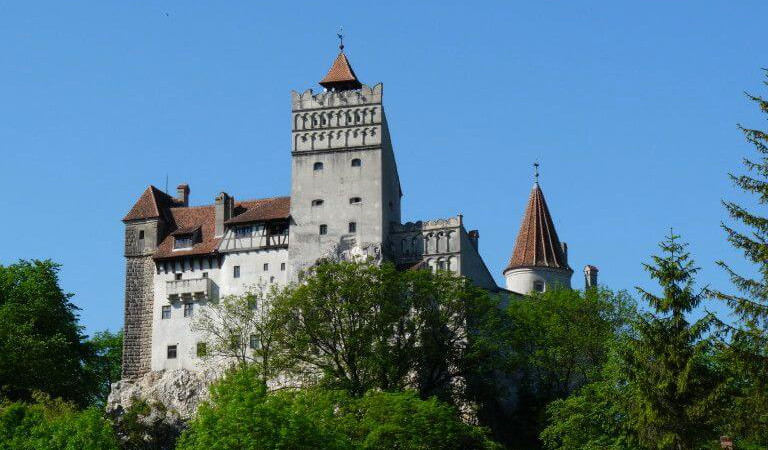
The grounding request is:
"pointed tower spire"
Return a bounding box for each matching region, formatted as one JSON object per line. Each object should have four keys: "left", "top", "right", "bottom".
{"left": 319, "top": 28, "right": 363, "bottom": 91}
{"left": 503, "top": 171, "right": 573, "bottom": 293}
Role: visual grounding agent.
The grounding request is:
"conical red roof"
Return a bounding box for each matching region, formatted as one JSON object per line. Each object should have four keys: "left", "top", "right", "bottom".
{"left": 319, "top": 52, "right": 362, "bottom": 91}
{"left": 505, "top": 183, "right": 570, "bottom": 272}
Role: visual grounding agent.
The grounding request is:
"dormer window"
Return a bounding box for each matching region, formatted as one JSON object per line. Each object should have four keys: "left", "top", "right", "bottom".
{"left": 234, "top": 226, "right": 253, "bottom": 238}
{"left": 174, "top": 235, "right": 193, "bottom": 249}
{"left": 349, "top": 197, "right": 362, "bottom": 205}
{"left": 533, "top": 281, "right": 545, "bottom": 292}
{"left": 313, "top": 162, "right": 323, "bottom": 171}
{"left": 351, "top": 158, "right": 361, "bottom": 167}
{"left": 311, "top": 199, "right": 324, "bottom": 207}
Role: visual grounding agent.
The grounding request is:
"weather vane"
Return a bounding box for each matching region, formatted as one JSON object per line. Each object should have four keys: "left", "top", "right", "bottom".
{"left": 533, "top": 161, "right": 540, "bottom": 183}
{"left": 337, "top": 27, "right": 344, "bottom": 51}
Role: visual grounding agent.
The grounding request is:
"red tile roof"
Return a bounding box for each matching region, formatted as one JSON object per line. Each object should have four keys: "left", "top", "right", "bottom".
{"left": 319, "top": 52, "right": 362, "bottom": 91}
{"left": 152, "top": 196, "right": 290, "bottom": 260}
{"left": 505, "top": 183, "right": 571, "bottom": 272}
{"left": 123, "top": 186, "right": 180, "bottom": 222}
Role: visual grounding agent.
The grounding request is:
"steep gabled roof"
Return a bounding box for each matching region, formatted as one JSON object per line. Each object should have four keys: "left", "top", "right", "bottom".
{"left": 319, "top": 52, "right": 362, "bottom": 91}
{"left": 505, "top": 183, "right": 571, "bottom": 272}
{"left": 123, "top": 186, "right": 180, "bottom": 222}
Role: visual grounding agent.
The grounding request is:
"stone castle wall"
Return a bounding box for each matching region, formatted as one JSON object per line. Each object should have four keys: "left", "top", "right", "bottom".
{"left": 122, "top": 255, "right": 155, "bottom": 378}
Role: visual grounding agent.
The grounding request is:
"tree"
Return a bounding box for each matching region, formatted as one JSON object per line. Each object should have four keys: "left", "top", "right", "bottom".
{"left": 83, "top": 329, "right": 123, "bottom": 407}
{"left": 0, "top": 260, "right": 94, "bottom": 405}
{"left": 502, "top": 287, "right": 636, "bottom": 449}
{"left": 713, "top": 69, "right": 768, "bottom": 446}
{"left": 176, "top": 365, "right": 502, "bottom": 450}
{"left": 191, "top": 284, "right": 282, "bottom": 383}
{"left": 622, "top": 232, "right": 723, "bottom": 450}
{"left": 270, "top": 261, "right": 509, "bottom": 403}
{"left": 0, "top": 395, "right": 120, "bottom": 450}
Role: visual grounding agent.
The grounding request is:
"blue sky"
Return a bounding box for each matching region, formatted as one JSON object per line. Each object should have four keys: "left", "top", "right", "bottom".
{"left": 1, "top": 1, "right": 766, "bottom": 335}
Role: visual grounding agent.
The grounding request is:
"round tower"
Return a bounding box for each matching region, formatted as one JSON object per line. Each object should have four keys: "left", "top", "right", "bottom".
{"left": 503, "top": 173, "right": 573, "bottom": 294}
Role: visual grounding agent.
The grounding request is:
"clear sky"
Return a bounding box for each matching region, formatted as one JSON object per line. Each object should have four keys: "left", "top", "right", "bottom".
{"left": 1, "top": 1, "right": 766, "bottom": 335}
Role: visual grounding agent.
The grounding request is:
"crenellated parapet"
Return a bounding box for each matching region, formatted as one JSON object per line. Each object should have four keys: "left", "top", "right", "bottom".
{"left": 291, "top": 84, "right": 384, "bottom": 152}
{"left": 389, "top": 216, "right": 464, "bottom": 273}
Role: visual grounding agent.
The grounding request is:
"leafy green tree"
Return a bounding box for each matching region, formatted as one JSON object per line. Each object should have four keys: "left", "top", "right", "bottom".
{"left": 622, "top": 232, "right": 724, "bottom": 450}
{"left": 271, "top": 261, "right": 509, "bottom": 403}
{"left": 83, "top": 329, "right": 122, "bottom": 407}
{"left": 713, "top": 69, "right": 768, "bottom": 446}
{"left": 0, "top": 260, "right": 94, "bottom": 405}
{"left": 192, "top": 284, "right": 282, "bottom": 383}
{"left": 177, "top": 365, "right": 501, "bottom": 450}
{"left": 0, "top": 396, "right": 119, "bottom": 450}
{"left": 501, "top": 287, "right": 635, "bottom": 449}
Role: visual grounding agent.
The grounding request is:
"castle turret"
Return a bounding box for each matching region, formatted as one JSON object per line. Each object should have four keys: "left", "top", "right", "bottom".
{"left": 503, "top": 172, "right": 573, "bottom": 294}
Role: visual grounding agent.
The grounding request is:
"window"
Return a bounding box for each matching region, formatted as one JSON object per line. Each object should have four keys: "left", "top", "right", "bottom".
{"left": 161, "top": 305, "right": 171, "bottom": 319}
{"left": 311, "top": 199, "right": 324, "bottom": 207}
{"left": 349, "top": 197, "right": 362, "bottom": 204}
{"left": 233, "top": 266, "right": 241, "bottom": 278}
{"left": 174, "top": 235, "right": 193, "bottom": 249}
{"left": 533, "top": 281, "right": 545, "bottom": 292}
{"left": 139, "top": 230, "right": 145, "bottom": 240}
{"left": 234, "top": 226, "right": 253, "bottom": 238}
{"left": 174, "top": 273, "right": 182, "bottom": 280}
{"left": 202, "top": 272, "right": 208, "bottom": 278}
{"left": 167, "top": 345, "right": 177, "bottom": 359}
{"left": 348, "top": 222, "right": 357, "bottom": 233}
{"left": 196, "top": 342, "right": 207, "bottom": 358}
{"left": 313, "top": 162, "right": 323, "bottom": 171}
{"left": 280, "top": 262, "right": 286, "bottom": 271}
{"left": 249, "top": 334, "right": 261, "bottom": 350}
{"left": 319, "top": 224, "right": 327, "bottom": 235}
{"left": 183, "top": 303, "right": 194, "bottom": 318}
{"left": 263, "top": 263, "right": 269, "bottom": 271}
{"left": 351, "top": 158, "right": 362, "bottom": 167}
{"left": 269, "top": 276, "right": 275, "bottom": 283}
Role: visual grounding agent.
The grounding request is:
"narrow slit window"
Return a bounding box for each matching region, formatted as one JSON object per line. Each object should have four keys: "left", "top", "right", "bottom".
{"left": 349, "top": 197, "right": 362, "bottom": 204}
{"left": 263, "top": 263, "right": 269, "bottom": 271}
{"left": 139, "top": 230, "right": 145, "bottom": 240}
{"left": 233, "top": 266, "right": 241, "bottom": 278}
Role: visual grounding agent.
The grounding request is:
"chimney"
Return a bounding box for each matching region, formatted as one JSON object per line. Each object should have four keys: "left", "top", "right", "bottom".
{"left": 560, "top": 242, "right": 568, "bottom": 265}
{"left": 468, "top": 230, "right": 479, "bottom": 250}
{"left": 215, "top": 192, "right": 234, "bottom": 237}
{"left": 176, "top": 184, "right": 190, "bottom": 207}
{"left": 584, "top": 265, "right": 599, "bottom": 289}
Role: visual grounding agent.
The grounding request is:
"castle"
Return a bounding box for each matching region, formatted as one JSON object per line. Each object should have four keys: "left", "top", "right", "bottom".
{"left": 120, "top": 44, "right": 597, "bottom": 379}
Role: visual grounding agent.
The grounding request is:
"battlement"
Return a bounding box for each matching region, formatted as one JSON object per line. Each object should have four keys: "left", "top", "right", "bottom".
{"left": 291, "top": 83, "right": 383, "bottom": 111}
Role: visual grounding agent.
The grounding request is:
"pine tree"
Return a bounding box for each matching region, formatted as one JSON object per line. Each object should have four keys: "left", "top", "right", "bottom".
{"left": 714, "top": 70, "right": 768, "bottom": 444}
{"left": 623, "top": 232, "right": 722, "bottom": 450}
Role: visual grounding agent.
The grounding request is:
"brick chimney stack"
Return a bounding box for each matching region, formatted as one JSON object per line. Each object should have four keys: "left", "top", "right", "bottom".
{"left": 215, "top": 192, "right": 234, "bottom": 237}
{"left": 176, "top": 184, "right": 190, "bottom": 207}
{"left": 468, "top": 230, "right": 479, "bottom": 250}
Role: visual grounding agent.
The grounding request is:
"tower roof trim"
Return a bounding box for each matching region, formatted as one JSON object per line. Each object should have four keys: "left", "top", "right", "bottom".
{"left": 504, "top": 183, "right": 571, "bottom": 273}
{"left": 319, "top": 51, "right": 363, "bottom": 91}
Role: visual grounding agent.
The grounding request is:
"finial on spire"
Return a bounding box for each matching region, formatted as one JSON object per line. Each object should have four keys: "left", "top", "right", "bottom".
{"left": 533, "top": 161, "right": 540, "bottom": 184}
{"left": 337, "top": 26, "right": 344, "bottom": 51}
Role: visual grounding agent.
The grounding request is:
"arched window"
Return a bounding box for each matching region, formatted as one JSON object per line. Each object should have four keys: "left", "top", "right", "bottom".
{"left": 349, "top": 197, "right": 362, "bottom": 205}
{"left": 313, "top": 162, "right": 323, "bottom": 171}
{"left": 311, "top": 199, "right": 324, "bottom": 207}
{"left": 351, "top": 158, "right": 362, "bottom": 167}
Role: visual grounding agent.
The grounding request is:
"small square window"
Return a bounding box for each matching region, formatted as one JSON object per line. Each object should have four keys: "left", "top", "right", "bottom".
{"left": 280, "top": 262, "right": 286, "bottom": 271}
{"left": 249, "top": 334, "right": 261, "bottom": 350}
{"left": 233, "top": 266, "right": 240, "bottom": 278}
{"left": 202, "top": 272, "right": 208, "bottom": 278}
{"left": 348, "top": 222, "right": 357, "bottom": 233}
{"left": 175, "top": 273, "right": 182, "bottom": 280}
{"left": 139, "top": 230, "right": 145, "bottom": 240}
{"left": 263, "top": 263, "right": 269, "bottom": 271}
{"left": 351, "top": 158, "right": 362, "bottom": 167}
{"left": 167, "top": 345, "right": 177, "bottom": 359}
{"left": 184, "top": 303, "right": 194, "bottom": 318}
{"left": 313, "top": 162, "right": 323, "bottom": 171}
{"left": 161, "top": 305, "right": 171, "bottom": 319}
{"left": 319, "top": 224, "right": 327, "bottom": 235}
{"left": 196, "top": 342, "right": 207, "bottom": 358}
